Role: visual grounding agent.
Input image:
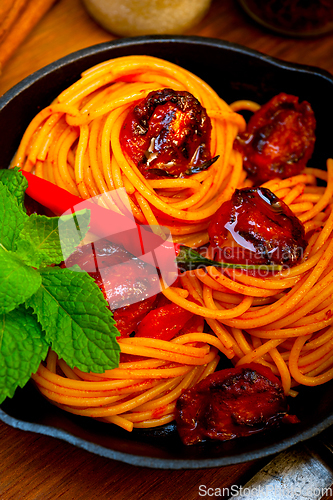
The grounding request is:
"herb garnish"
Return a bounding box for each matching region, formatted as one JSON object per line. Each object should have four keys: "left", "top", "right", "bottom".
{"left": 0, "top": 168, "right": 120, "bottom": 404}
{"left": 176, "top": 245, "right": 283, "bottom": 272}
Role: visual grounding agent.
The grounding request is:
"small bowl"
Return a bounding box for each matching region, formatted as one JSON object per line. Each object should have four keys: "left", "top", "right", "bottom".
{"left": 238, "top": 0, "right": 333, "bottom": 37}
{"left": 1, "top": 36, "right": 333, "bottom": 469}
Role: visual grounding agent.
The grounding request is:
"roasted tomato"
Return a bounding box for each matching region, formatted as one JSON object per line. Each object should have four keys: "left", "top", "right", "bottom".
{"left": 120, "top": 88, "right": 214, "bottom": 179}
{"left": 63, "top": 238, "right": 160, "bottom": 310}
{"left": 113, "top": 295, "right": 158, "bottom": 338}
{"left": 208, "top": 186, "right": 307, "bottom": 267}
{"left": 135, "top": 303, "right": 194, "bottom": 341}
{"left": 234, "top": 93, "right": 316, "bottom": 185}
{"left": 118, "top": 298, "right": 204, "bottom": 362}
{"left": 175, "top": 363, "right": 292, "bottom": 445}
{"left": 62, "top": 238, "right": 196, "bottom": 342}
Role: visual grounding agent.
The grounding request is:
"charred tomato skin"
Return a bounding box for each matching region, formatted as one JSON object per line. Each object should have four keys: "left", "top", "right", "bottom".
{"left": 175, "top": 363, "right": 290, "bottom": 445}
{"left": 235, "top": 92, "right": 316, "bottom": 185}
{"left": 63, "top": 238, "right": 160, "bottom": 310}
{"left": 62, "top": 239, "right": 196, "bottom": 344}
{"left": 120, "top": 88, "right": 212, "bottom": 179}
{"left": 207, "top": 186, "right": 307, "bottom": 267}
{"left": 113, "top": 295, "right": 158, "bottom": 338}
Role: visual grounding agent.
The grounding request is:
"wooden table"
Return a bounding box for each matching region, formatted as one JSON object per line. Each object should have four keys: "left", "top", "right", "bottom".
{"left": 1, "top": 1, "right": 333, "bottom": 498}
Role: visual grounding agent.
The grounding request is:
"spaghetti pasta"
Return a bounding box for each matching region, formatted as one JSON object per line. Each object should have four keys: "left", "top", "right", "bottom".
{"left": 12, "top": 56, "right": 333, "bottom": 435}
{"left": 14, "top": 55, "right": 246, "bottom": 248}
{"left": 31, "top": 336, "right": 220, "bottom": 429}
{"left": 163, "top": 160, "right": 333, "bottom": 394}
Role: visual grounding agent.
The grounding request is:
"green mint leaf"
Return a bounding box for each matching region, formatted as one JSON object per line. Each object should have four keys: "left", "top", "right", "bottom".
{"left": 57, "top": 208, "right": 91, "bottom": 261}
{"left": 26, "top": 266, "right": 120, "bottom": 373}
{"left": 13, "top": 238, "right": 42, "bottom": 268}
{"left": 0, "top": 167, "right": 28, "bottom": 210}
{"left": 176, "top": 245, "right": 283, "bottom": 272}
{"left": 0, "top": 182, "right": 28, "bottom": 251}
{"left": 17, "top": 213, "right": 63, "bottom": 266}
{"left": 0, "top": 306, "right": 48, "bottom": 404}
{"left": 0, "top": 249, "right": 42, "bottom": 314}
{"left": 15, "top": 209, "right": 91, "bottom": 268}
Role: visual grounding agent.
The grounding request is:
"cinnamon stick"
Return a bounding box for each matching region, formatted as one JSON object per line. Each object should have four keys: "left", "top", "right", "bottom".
{"left": 0, "top": 0, "right": 58, "bottom": 72}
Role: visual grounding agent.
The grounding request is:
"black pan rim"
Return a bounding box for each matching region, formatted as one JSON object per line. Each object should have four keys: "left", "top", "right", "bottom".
{"left": 1, "top": 406, "right": 333, "bottom": 469}
{"left": 1, "top": 35, "right": 333, "bottom": 111}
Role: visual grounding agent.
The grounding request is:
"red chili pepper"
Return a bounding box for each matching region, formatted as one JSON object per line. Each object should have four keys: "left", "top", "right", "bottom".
{"left": 135, "top": 303, "right": 193, "bottom": 341}
{"left": 21, "top": 170, "right": 145, "bottom": 254}
{"left": 20, "top": 171, "right": 178, "bottom": 274}
{"left": 113, "top": 295, "right": 158, "bottom": 338}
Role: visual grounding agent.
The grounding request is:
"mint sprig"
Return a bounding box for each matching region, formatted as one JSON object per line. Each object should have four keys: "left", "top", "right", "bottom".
{"left": 0, "top": 306, "right": 49, "bottom": 401}
{"left": 0, "top": 169, "right": 120, "bottom": 405}
{"left": 176, "top": 245, "right": 283, "bottom": 272}
{"left": 0, "top": 249, "right": 42, "bottom": 314}
{"left": 16, "top": 209, "right": 90, "bottom": 267}
{"left": 0, "top": 166, "right": 28, "bottom": 210}
{"left": 26, "top": 266, "right": 119, "bottom": 373}
{"left": 0, "top": 181, "right": 28, "bottom": 251}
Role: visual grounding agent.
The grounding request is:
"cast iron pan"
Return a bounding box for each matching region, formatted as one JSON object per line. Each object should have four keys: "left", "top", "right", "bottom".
{"left": 1, "top": 36, "right": 333, "bottom": 469}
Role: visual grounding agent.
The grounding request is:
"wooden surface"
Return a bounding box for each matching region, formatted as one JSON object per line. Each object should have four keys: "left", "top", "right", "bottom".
{"left": 1, "top": 0, "right": 333, "bottom": 499}
{"left": 1, "top": 0, "right": 333, "bottom": 96}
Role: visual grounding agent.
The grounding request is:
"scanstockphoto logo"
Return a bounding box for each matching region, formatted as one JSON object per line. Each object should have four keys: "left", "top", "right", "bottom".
{"left": 57, "top": 188, "right": 178, "bottom": 310}
{"left": 212, "top": 244, "right": 306, "bottom": 266}
{"left": 207, "top": 244, "right": 304, "bottom": 278}
{"left": 198, "top": 484, "right": 333, "bottom": 498}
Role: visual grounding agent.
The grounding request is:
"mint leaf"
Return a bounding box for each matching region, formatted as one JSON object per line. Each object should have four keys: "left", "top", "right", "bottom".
{"left": 16, "top": 213, "right": 69, "bottom": 268}
{"left": 57, "top": 208, "right": 91, "bottom": 261}
{"left": 26, "top": 266, "right": 120, "bottom": 373}
{"left": 13, "top": 238, "right": 41, "bottom": 269}
{"left": 0, "top": 249, "right": 42, "bottom": 314}
{"left": 17, "top": 213, "right": 63, "bottom": 266}
{"left": 0, "top": 167, "right": 28, "bottom": 210}
{"left": 15, "top": 209, "right": 91, "bottom": 268}
{"left": 0, "top": 306, "right": 48, "bottom": 404}
{"left": 0, "top": 182, "right": 28, "bottom": 251}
